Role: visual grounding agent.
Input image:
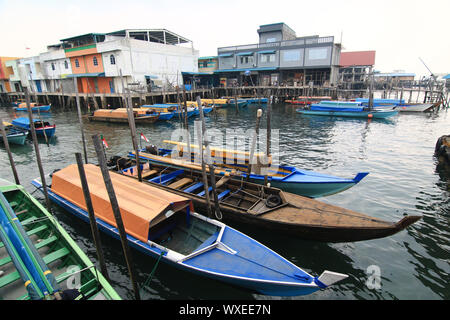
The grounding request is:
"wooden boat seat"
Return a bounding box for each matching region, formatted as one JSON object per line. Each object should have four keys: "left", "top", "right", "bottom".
{"left": 197, "top": 187, "right": 212, "bottom": 196}
{"left": 217, "top": 190, "right": 231, "bottom": 201}
{"left": 167, "top": 178, "right": 193, "bottom": 189}
{"left": 141, "top": 170, "right": 158, "bottom": 179}
{"left": 148, "top": 170, "right": 184, "bottom": 184}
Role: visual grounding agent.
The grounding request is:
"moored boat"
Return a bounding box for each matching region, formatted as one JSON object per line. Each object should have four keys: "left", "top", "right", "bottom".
{"left": 14, "top": 103, "right": 51, "bottom": 113}
{"left": 87, "top": 108, "right": 159, "bottom": 123}
{"left": 286, "top": 96, "right": 332, "bottom": 105}
{"left": 31, "top": 164, "right": 348, "bottom": 296}
{"left": 109, "top": 156, "right": 421, "bottom": 243}
{"left": 11, "top": 117, "right": 56, "bottom": 138}
{"left": 0, "top": 179, "right": 121, "bottom": 300}
{"left": 130, "top": 140, "right": 369, "bottom": 198}
{"left": 354, "top": 98, "right": 436, "bottom": 112}
{"left": 1, "top": 122, "right": 28, "bottom": 145}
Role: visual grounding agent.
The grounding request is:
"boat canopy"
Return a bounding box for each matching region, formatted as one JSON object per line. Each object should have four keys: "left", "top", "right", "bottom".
{"left": 50, "top": 164, "right": 192, "bottom": 242}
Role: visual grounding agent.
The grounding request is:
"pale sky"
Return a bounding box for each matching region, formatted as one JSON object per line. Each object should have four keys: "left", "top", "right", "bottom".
{"left": 1, "top": 0, "right": 449, "bottom": 78}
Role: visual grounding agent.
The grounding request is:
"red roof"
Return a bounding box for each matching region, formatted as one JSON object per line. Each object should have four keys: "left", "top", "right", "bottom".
{"left": 339, "top": 51, "right": 376, "bottom": 67}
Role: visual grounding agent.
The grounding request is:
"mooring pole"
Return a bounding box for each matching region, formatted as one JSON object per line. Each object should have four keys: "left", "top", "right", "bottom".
{"left": 75, "top": 153, "right": 109, "bottom": 281}
{"left": 92, "top": 134, "right": 141, "bottom": 300}
{"left": 24, "top": 87, "right": 52, "bottom": 213}
{"left": 264, "top": 94, "right": 272, "bottom": 186}
{"left": 74, "top": 77, "right": 88, "bottom": 164}
{"left": 196, "top": 96, "right": 221, "bottom": 220}
{"left": 182, "top": 88, "right": 191, "bottom": 161}
{"left": 0, "top": 120, "right": 20, "bottom": 185}
{"left": 247, "top": 109, "right": 262, "bottom": 182}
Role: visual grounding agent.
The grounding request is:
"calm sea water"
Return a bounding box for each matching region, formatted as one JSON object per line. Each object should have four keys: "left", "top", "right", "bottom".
{"left": 0, "top": 102, "right": 448, "bottom": 300}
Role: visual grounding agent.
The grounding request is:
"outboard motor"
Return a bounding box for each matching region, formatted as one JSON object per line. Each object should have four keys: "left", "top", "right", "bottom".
{"left": 145, "top": 144, "right": 159, "bottom": 155}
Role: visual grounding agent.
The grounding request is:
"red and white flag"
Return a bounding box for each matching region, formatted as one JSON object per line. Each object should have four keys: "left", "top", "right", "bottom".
{"left": 101, "top": 135, "right": 109, "bottom": 148}
{"left": 140, "top": 133, "right": 149, "bottom": 143}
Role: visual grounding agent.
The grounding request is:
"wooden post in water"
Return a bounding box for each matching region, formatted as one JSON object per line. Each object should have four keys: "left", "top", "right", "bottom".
{"left": 196, "top": 96, "right": 221, "bottom": 220}
{"left": 92, "top": 134, "right": 141, "bottom": 300}
{"left": 264, "top": 94, "right": 272, "bottom": 186}
{"left": 195, "top": 97, "right": 213, "bottom": 218}
{"left": 0, "top": 120, "right": 20, "bottom": 185}
{"left": 182, "top": 88, "right": 191, "bottom": 160}
{"left": 247, "top": 109, "right": 262, "bottom": 182}
{"left": 75, "top": 152, "right": 109, "bottom": 281}
{"left": 74, "top": 77, "right": 88, "bottom": 164}
{"left": 119, "top": 69, "right": 142, "bottom": 182}
{"left": 234, "top": 87, "right": 239, "bottom": 114}
{"left": 24, "top": 87, "right": 52, "bottom": 213}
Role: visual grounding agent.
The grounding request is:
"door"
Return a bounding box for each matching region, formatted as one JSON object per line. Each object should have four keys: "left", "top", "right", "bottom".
{"left": 35, "top": 80, "right": 42, "bottom": 93}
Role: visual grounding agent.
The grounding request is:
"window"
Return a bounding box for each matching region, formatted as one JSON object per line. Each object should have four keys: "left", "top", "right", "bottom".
{"left": 240, "top": 56, "right": 254, "bottom": 64}
{"left": 51, "top": 63, "right": 55, "bottom": 71}
{"left": 110, "top": 54, "right": 115, "bottom": 65}
{"left": 308, "top": 48, "right": 328, "bottom": 60}
{"left": 260, "top": 54, "right": 275, "bottom": 63}
{"left": 282, "top": 50, "right": 301, "bottom": 62}
{"left": 75, "top": 59, "right": 80, "bottom": 68}
{"left": 93, "top": 56, "right": 98, "bottom": 66}
{"left": 266, "top": 38, "right": 277, "bottom": 43}
{"left": 64, "top": 60, "right": 68, "bottom": 69}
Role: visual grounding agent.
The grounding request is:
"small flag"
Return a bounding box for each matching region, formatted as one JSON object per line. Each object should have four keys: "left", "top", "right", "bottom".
{"left": 140, "top": 133, "right": 149, "bottom": 143}
{"left": 101, "top": 135, "right": 109, "bottom": 148}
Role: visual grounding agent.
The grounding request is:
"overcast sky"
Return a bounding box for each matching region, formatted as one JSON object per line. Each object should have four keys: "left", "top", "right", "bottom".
{"left": 1, "top": 0, "right": 448, "bottom": 78}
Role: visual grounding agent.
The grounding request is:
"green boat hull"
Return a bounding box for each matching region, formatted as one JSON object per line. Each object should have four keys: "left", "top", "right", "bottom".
{"left": 0, "top": 179, "right": 121, "bottom": 300}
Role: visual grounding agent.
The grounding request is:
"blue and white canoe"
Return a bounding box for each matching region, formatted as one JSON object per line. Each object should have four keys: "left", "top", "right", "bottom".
{"left": 297, "top": 100, "right": 399, "bottom": 119}
{"left": 355, "top": 98, "right": 435, "bottom": 112}
{"left": 31, "top": 164, "right": 348, "bottom": 297}
{"left": 131, "top": 142, "right": 369, "bottom": 198}
{"left": 12, "top": 117, "right": 56, "bottom": 138}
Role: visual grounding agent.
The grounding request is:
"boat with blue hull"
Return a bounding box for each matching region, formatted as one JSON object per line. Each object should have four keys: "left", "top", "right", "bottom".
{"left": 14, "top": 103, "right": 51, "bottom": 113}
{"left": 131, "top": 141, "right": 369, "bottom": 198}
{"left": 31, "top": 164, "right": 348, "bottom": 296}
{"left": 11, "top": 117, "right": 56, "bottom": 138}
{"left": 355, "top": 98, "right": 435, "bottom": 112}
{"left": 1, "top": 122, "right": 28, "bottom": 145}
{"left": 297, "top": 100, "right": 399, "bottom": 119}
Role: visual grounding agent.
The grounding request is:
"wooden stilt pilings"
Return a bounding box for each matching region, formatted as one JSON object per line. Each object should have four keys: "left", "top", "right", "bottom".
{"left": 0, "top": 120, "right": 20, "bottom": 185}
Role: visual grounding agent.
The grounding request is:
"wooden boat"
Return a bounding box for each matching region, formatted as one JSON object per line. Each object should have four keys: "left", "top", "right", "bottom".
{"left": 0, "top": 179, "right": 121, "bottom": 300}
{"left": 1, "top": 122, "right": 28, "bottom": 145}
{"left": 14, "top": 103, "right": 51, "bottom": 113}
{"left": 354, "top": 98, "right": 436, "bottom": 112}
{"left": 297, "top": 101, "right": 398, "bottom": 119}
{"left": 11, "top": 117, "right": 56, "bottom": 138}
{"left": 140, "top": 105, "right": 176, "bottom": 121}
{"left": 31, "top": 164, "right": 348, "bottom": 296}
{"left": 286, "top": 96, "right": 332, "bottom": 105}
{"left": 87, "top": 109, "right": 159, "bottom": 123}
{"left": 130, "top": 140, "right": 369, "bottom": 198}
{"left": 107, "top": 156, "right": 421, "bottom": 243}
{"left": 201, "top": 99, "right": 247, "bottom": 108}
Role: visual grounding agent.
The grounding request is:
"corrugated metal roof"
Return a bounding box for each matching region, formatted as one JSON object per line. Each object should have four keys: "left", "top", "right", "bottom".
{"left": 340, "top": 51, "right": 376, "bottom": 67}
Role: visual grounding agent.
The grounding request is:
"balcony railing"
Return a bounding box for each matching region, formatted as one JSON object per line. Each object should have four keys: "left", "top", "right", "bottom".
{"left": 218, "top": 36, "right": 334, "bottom": 53}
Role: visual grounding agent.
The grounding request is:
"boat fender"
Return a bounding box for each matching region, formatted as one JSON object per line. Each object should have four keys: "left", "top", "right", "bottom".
{"left": 265, "top": 194, "right": 282, "bottom": 208}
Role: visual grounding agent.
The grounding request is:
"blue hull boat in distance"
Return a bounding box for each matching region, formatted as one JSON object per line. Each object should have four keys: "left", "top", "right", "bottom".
{"left": 14, "top": 104, "right": 51, "bottom": 113}
{"left": 32, "top": 164, "right": 348, "bottom": 296}
{"left": 297, "top": 100, "right": 399, "bottom": 119}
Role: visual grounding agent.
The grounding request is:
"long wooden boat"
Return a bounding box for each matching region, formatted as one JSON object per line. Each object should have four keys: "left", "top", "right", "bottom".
{"left": 0, "top": 179, "right": 121, "bottom": 300}
{"left": 297, "top": 101, "right": 398, "bottom": 119}
{"left": 88, "top": 109, "right": 159, "bottom": 123}
{"left": 1, "top": 122, "right": 28, "bottom": 145}
{"left": 14, "top": 103, "right": 51, "bottom": 113}
{"left": 11, "top": 117, "right": 56, "bottom": 138}
{"left": 109, "top": 156, "right": 421, "bottom": 243}
{"left": 129, "top": 140, "right": 369, "bottom": 198}
{"left": 354, "top": 98, "right": 436, "bottom": 112}
{"left": 286, "top": 96, "right": 332, "bottom": 105}
{"left": 31, "top": 164, "right": 348, "bottom": 296}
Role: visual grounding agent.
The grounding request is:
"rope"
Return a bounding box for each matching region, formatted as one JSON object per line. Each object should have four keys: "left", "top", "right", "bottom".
{"left": 140, "top": 250, "right": 166, "bottom": 296}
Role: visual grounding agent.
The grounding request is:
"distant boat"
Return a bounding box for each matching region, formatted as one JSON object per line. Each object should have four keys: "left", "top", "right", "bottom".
{"left": 286, "top": 96, "right": 332, "bottom": 105}
{"left": 1, "top": 122, "right": 28, "bottom": 145}
{"left": 355, "top": 98, "right": 436, "bottom": 112}
{"left": 130, "top": 140, "right": 370, "bottom": 198}
{"left": 11, "top": 117, "right": 56, "bottom": 138}
{"left": 32, "top": 164, "right": 348, "bottom": 297}
{"left": 297, "top": 100, "right": 398, "bottom": 119}
{"left": 87, "top": 108, "right": 159, "bottom": 123}
{"left": 140, "top": 104, "right": 177, "bottom": 121}
{"left": 14, "top": 103, "right": 51, "bottom": 113}
{"left": 0, "top": 178, "right": 121, "bottom": 300}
